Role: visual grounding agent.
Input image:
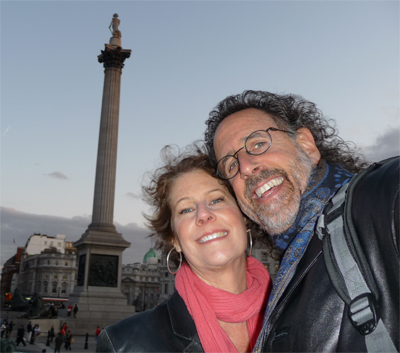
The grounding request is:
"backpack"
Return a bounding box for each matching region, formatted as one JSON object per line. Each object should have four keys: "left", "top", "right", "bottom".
{"left": 316, "top": 159, "right": 397, "bottom": 353}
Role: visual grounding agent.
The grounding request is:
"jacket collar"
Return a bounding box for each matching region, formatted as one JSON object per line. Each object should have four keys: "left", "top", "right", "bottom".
{"left": 168, "top": 291, "right": 205, "bottom": 353}
{"left": 168, "top": 291, "right": 197, "bottom": 339}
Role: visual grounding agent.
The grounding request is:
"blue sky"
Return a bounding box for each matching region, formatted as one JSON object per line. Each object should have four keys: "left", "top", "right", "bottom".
{"left": 1, "top": 1, "right": 399, "bottom": 265}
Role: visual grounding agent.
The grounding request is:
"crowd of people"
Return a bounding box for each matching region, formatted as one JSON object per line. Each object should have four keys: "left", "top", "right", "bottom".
{"left": 0, "top": 315, "right": 81, "bottom": 352}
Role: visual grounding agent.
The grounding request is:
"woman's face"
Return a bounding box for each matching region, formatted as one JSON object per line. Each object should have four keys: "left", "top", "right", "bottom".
{"left": 169, "top": 170, "right": 248, "bottom": 277}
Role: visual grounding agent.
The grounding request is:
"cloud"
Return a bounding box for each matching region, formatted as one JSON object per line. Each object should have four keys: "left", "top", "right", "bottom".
{"left": 361, "top": 127, "right": 400, "bottom": 163}
{"left": 0, "top": 207, "right": 153, "bottom": 266}
{"left": 125, "top": 192, "right": 142, "bottom": 200}
{"left": 47, "top": 172, "right": 69, "bottom": 180}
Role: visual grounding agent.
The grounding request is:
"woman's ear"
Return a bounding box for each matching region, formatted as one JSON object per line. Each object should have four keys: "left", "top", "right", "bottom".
{"left": 172, "top": 238, "right": 182, "bottom": 253}
{"left": 295, "top": 128, "right": 321, "bottom": 165}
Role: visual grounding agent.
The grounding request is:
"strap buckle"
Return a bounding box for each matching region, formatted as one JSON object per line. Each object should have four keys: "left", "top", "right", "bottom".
{"left": 348, "top": 293, "right": 378, "bottom": 335}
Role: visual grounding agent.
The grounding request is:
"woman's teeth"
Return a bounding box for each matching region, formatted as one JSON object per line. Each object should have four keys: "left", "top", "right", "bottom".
{"left": 198, "top": 231, "right": 228, "bottom": 244}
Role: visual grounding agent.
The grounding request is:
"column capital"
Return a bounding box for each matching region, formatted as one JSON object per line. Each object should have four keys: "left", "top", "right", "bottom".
{"left": 98, "top": 44, "right": 132, "bottom": 70}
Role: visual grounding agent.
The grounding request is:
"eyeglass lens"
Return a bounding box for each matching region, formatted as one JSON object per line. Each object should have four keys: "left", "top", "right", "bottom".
{"left": 217, "top": 130, "right": 272, "bottom": 179}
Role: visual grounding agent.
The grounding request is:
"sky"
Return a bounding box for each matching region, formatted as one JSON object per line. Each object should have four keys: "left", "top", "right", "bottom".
{"left": 1, "top": 1, "right": 399, "bottom": 266}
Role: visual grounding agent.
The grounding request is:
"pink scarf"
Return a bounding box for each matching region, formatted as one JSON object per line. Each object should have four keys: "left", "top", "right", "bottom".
{"left": 175, "top": 257, "right": 272, "bottom": 353}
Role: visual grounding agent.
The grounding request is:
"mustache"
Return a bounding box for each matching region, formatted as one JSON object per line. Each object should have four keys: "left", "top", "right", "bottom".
{"left": 244, "top": 168, "right": 288, "bottom": 199}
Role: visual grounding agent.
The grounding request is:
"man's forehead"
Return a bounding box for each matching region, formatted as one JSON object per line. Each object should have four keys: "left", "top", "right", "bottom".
{"left": 214, "top": 109, "right": 276, "bottom": 155}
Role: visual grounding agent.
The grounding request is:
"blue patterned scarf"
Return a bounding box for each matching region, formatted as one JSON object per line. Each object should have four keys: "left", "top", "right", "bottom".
{"left": 254, "top": 160, "right": 353, "bottom": 352}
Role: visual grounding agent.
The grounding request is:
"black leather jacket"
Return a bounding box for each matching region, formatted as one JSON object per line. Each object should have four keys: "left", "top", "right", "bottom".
{"left": 96, "top": 291, "right": 204, "bottom": 353}
{"left": 262, "top": 158, "right": 399, "bottom": 352}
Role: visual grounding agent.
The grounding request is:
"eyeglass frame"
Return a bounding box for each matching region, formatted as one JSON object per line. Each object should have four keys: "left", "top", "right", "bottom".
{"left": 215, "top": 127, "right": 294, "bottom": 180}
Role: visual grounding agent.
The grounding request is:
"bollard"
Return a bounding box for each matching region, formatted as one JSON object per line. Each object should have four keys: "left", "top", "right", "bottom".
{"left": 46, "top": 330, "right": 51, "bottom": 346}
{"left": 84, "top": 333, "right": 88, "bottom": 349}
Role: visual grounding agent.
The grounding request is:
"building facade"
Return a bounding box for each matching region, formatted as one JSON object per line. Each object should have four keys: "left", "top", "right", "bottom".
{"left": 121, "top": 248, "right": 160, "bottom": 311}
{"left": 0, "top": 247, "right": 25, "bottom": 306}
{"left": 15, "top": 233, "right": 77, "bottom": 299}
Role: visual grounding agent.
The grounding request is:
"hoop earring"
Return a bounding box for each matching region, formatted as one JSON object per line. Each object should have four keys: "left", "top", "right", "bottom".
{"left": 247, "top": 229, "right": 252, "bottom": 257}
{"left": 167, "top": 248, "right": 182, "bottom": 275}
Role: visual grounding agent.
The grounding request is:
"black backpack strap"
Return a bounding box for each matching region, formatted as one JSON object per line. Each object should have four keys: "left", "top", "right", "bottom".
{"left": 316, "top": 163, "right": 397, "bottom": 352}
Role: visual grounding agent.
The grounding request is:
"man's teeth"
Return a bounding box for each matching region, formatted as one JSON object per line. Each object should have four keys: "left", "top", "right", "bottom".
{"left": 255, "top": 177, "right": 284, "bottom": 198}
{"left": 198, "top": 231, "right": 227, "bottom": 244}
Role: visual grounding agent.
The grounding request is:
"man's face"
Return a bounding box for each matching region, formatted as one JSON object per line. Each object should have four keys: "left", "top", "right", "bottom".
{"left": 214, "top": 108, "right": 320, "bottom": 235}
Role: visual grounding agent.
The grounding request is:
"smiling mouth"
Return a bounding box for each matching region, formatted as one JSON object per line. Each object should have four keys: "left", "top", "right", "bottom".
{"left": 255, "top": 177, "right": 284, "bottom": 198}
{"left": 198, "top": 231, "right": 228, "bottom": 244}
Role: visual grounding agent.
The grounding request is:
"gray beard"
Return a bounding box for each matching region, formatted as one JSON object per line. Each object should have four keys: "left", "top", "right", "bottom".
{"left": 238, "top": 145, "right": 315, "bottom": 235}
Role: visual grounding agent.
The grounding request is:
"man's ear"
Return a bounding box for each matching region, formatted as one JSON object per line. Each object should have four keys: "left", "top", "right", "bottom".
{"left": 295, "top": 128, "right": 321, "bottom": 165}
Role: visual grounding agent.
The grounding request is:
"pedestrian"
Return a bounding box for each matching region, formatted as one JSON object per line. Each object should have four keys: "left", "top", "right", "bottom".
{"left": 30, "top": 325, "right": 36, "bottom": 344}
{"left": 35, "top": 324, "right": 40, "bottom": 338}
{"left": 64, "top": 330, "right": 72, "bottom": 350}
{"left": 6, "top": 320, "right": 14, "bottom": 338}
{"left": 0, "top": 322, "right": 6, "bottom": 338}
{"left": 30, "top": 324, "right": 40, "bottom": 344}
{"left": 73, "top": 304, "right": 78, "bottom": 318}
{"left": 95, "top": 326, "right": 101, "bottom": 343}
{"left": 15, "top": 325, "right": 26, "bottom": 347}
{"left": 61, "top": 322, "right": 67, "bottom": 341}
{"left": 67, "top": 304, "right": 72, "bottom": 318}
{"left": 26, "top": 321, "right": 32, "bottom": 342}
{"left": 50, "top": 325, "right": 55, "bottom": 342}
{"left": 54, "top": 332, "right": 63, "bottom": 353}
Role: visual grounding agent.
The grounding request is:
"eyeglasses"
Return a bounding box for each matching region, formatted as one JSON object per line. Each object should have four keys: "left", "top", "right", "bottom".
{"left": 215, "top": 127, "right": 294, "bottom": 180}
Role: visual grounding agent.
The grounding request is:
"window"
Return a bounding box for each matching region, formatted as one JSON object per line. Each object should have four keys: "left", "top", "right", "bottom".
{"left": 56, "top": 261, "right": 59, "bottom": 265}
{"left": 44, "top": 283, "right": 48, "bottom": 293}
{"left": 165, "top": 272, "right": 168, "bottom": 277}
{"left": 65, "top": 262, "right": 68, "bottom": 266}
{"left": 164, "top": 283, "right": 168, "bottom": 294}
{"left": 44, "top": 241, "right": 47, "bottom": 245}
{"left": 58, "top": 242, "right": 61, "bottom": 246}
{"left": 54, "top": 275, "right": 58, "bottom": 279}
{"left": 46, "top": 275, "right": 49, "bottom": 279}
{"left": 63, "top": 275, "right": 67, "bottom": 280}
{"left": 52, "top": 283, "right": 57, "bottom": 294}
{"left": 61, "top": 283, "right": 67, "bottom": 294}
{"left": 47, "top": 260, "right": 50, "bottom": 265}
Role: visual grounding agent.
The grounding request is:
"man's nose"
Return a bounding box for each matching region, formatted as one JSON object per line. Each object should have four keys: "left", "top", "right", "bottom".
{"left": 238, "top": 152, "right": 262, "bottom": 180}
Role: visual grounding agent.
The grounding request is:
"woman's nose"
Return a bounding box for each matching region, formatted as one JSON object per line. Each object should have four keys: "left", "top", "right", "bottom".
{"left": 196, "top": 203, "right": 215, "bottom": 225}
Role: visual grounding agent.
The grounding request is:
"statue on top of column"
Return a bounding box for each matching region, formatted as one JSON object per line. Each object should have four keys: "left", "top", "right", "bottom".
{"left": 109, "top": 13, "right": 121, "bottom": 38}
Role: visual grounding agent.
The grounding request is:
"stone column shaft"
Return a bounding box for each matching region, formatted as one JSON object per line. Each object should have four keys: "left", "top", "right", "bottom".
{"left": 90, "top": 67, "right": 122, "bottom": 231}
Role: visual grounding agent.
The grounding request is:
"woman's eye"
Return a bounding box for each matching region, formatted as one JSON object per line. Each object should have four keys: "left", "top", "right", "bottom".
{"left": 211, "top": 197, "right": 224, "bottom": 205}
{"left": 180, "top": 208, "right": 193, "bottom": 214}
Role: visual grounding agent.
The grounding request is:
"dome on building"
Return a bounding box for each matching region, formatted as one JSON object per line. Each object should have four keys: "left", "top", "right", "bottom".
{"left": 143, "top": 248, "right": 158, "bottom": 264}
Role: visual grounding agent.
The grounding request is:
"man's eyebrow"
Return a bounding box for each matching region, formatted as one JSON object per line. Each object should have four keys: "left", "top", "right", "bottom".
{"left": 222, "top": 135, "right": 249, "bottom": 157}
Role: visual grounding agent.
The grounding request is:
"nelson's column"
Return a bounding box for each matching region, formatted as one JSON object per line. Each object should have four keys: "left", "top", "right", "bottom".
{"left": 69, "top": 14, "right": 134, "bottom": 325}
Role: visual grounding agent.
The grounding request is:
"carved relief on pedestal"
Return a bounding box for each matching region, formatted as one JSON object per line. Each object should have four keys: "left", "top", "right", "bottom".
{"left": 89, "top": 254, "right": 118, "bottom": 287}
